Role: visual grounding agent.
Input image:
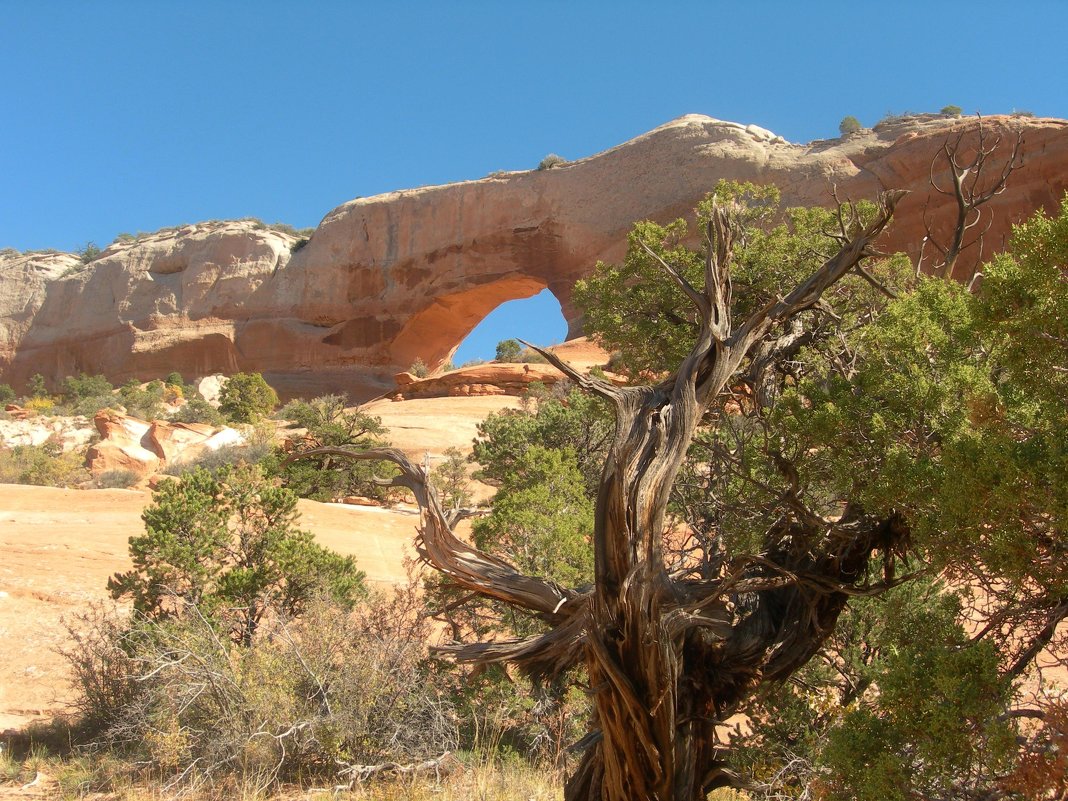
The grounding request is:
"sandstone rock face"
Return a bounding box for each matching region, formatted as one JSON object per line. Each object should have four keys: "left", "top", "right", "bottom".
{"left": 392, "top": 362, "right": 566, "bottom": 400}
{"left": 84, "top": 409, "right": 244, "bottom": 478}
{"left": 194, "top": 374, "right": 228, "bottom": 407}
{"left": 3, "top": 115, "right": 1066, "bottom": 399}
{"left": 0, "top": 410, "right": 95, "bottom": 451}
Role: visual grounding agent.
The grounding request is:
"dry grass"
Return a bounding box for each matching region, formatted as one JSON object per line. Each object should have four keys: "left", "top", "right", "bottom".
{"left": 0, "top": 749, "right": 563, "bottom": 800}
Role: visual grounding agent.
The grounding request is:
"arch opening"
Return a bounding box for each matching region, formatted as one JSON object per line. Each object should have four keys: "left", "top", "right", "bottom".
{"left": 452, "top": 288, "right": 568, "bottom": 366}
{"left": 388, "top": 276, "right": 568, "bottom": 372}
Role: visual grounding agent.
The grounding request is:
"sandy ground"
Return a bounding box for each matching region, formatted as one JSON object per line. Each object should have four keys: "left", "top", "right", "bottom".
{"left": 0, "top": 344, "right": 611, "bottom": 734}
{"left": 0, "top": 390, "right": 532, "bottom": 733}
{"left": 0, "top": 484, "right": 435, "bottom": 731}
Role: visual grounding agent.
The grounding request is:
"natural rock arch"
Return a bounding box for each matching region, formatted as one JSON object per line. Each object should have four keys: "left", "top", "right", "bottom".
{"left": 388, "top": 274, "right": 554, "bottom": 370}
{"left": 2, "top": 115, "right": 1066, "bottom": 399}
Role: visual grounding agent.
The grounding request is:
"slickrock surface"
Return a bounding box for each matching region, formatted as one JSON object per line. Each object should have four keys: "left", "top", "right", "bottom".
{"left": 0, "top": 485, "right": 427, "bottom": 730}
{"left": 0, "top": 392, "right": 514, "bottom": 728}
{"left": 2, "top": 115, "right": 1064, "bottom": 398}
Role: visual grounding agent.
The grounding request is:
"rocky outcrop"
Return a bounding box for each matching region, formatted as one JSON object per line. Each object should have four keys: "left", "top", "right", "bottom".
{"left": 84, "top": 409, "right": 243, "bottom": 478}
{"left": 3, "top": 115, "right": 1066, "bottom": 399}
{"left": 0, "top": 407, "right": 95, "bottom": 451}
{"left": 393, "top": 362, "right": 566, "bottom": 400}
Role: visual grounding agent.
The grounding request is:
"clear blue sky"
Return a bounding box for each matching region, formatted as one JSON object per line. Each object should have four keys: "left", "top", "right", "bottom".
{"left": 4, "top": 1, "right": 1066, "bottom": 362}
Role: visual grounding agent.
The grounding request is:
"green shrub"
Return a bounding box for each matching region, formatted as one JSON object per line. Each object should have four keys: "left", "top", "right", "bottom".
{"left": 290, "top": 237, "right": 309, "bottom": 253}
{"left": 94, "top": 469, "right": 141, "bottom": 489}
{"left": 109, "top": 462, "right": 365, "bottom": 641}
{"left": 60, "top": 373, "right": 118, "bottom": 417}
{"left": 537, "top": 153, "right": 567, "bottom": 170}
{"left": 76, "top": 242, "right": 102, "bottom": 264}
{"left": 164, "top": 371, "right": 185, "bottom": 389}
{"left": 28, "top": 373, "right": 49, "bottom": 399}
{"left": 218, "top": 372, "right": 278, "bottom": 423}
{"left": 170, "top": 396, "right": 226, "bottom": 426}
{"left": 940, "top": 104, "right": 963, "bottom": 117}
{"left": 0, "top": 440, "right": 88, "bottom": 487}
{"left": 517, "top": 346, "right": 549, "bottom": 364}
{"left": 431, "top": 447, "right": 473, "bottom": 511}
{"left": 0, "top": 383, "right": 14, "bottom": 404}
{"left": 495, "top": 338, "right": 522, "bottom": 362}
{"left": 408, "top": 358, "right": 429, "bottom": 378}
{"left": 273, "top": 395, "right": 398, "bottom": 503}
{"left": 839, "top": 115, "right": 862, "bottom": 135}
{"left": 118, "top": 379, "right": 164, "bottom": 421}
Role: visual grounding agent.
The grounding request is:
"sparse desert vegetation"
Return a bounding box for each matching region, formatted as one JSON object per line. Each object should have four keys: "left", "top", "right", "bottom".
{"left": 2, "top": 116, "right": 1067, "bottom": 801}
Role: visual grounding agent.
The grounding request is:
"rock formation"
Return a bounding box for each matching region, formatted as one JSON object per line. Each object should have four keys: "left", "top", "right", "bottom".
{"left": 85, "top": 409, "right": 243, "bottom": 479}
{"left": 392, "top": 362, "right": 567, "bottom": 400}
{"left": 2, "top": 114, "right": 1066, "bottom": 399}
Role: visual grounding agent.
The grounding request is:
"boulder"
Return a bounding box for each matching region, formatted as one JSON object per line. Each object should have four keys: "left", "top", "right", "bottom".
{"left": 84, "top": 409, "right": 244, "bottom": 479}
{"left": 194, "top": 374, "right": 227, "bottom": 407}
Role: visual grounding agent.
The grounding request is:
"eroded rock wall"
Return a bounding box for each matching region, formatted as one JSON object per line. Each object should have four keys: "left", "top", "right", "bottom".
{"left": 3, "top": 114, "right": 1065, "bottom": 399}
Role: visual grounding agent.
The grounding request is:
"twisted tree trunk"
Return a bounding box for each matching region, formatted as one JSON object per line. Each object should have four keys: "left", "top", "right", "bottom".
{"left": 296, "top": 190, "right": 910, "bottom": 800}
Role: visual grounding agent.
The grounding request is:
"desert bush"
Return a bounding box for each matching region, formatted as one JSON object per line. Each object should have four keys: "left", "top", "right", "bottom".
{"left": 517, "top": 346, "right": 549, "bottom": 364}
{"left": 408, "top": 357, "right": 429, "bottom": 378}
{"left": 62, "top": 604, "right": 144, "bottom": 736}
{"left": 0, "top": 440, "right": 87, "bottom": 487}
{"left": 273, "top": 395, "right": 399, "bottom": 503}
{"left": 0, "top": 383, "right": 15, "bottom": 404}
{"left": 118, "top": 379, "right": 165, "bottom": 420}
{"left": 59, "top": 372, "right": 118, "bottom": 417}
{"left": 22, "top": 396, "right": 55, "bottom": 415}
{"left": 495, "top": 338, "right": 522, "bottom": 362}
{"left": 65, "top": 588, "right": 456, "bottom": 790}
{"left": 76, "top": 241, "right": 102, "bottom": 264}
{"left": 537, "top": 153, "right": 567, "bottom": 170}
{"left": 940, "top": 104, "right": 963, "bottom": 117}
{"left": 838, "top": 115, "right": 862, "bottom": 135}
{"left": 218, "top": 372, "right": 278, "bottom": 423}
{"left": 94, "top": 469, "right": 140, "bottom": 489}
{"left": 169, "top": 395, "right": 226, "bottom": 426}
{"left": 162, "top": 440, "right": 272, "bottom": 476}
{"left": 109, "top": 463, "right": 365, "bottom": 643}
{"left": 61, "top": 372, "right": 113, "bottom": 401}
{"left": 27, "top": 373, "right": 49, "bottom": 399}
{"left": 431, "top": 447, "right": 473, "bottom": 511}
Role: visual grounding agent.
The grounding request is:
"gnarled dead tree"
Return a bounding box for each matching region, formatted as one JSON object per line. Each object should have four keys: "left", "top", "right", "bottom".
{"left": 918, "top": 116, "right": 1024, "bottom": 283}
{"left": 295, "top": 189, "right": 911, "bottom": 801}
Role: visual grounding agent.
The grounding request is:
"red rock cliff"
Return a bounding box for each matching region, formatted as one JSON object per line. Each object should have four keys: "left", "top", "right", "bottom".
{"left": 2, "top": 114, "right": 1065, "bottom": 399}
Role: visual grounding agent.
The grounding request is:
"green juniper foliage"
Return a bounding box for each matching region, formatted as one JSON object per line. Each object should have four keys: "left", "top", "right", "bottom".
{"left": 108, "top": 463, "right": 365, "bottom": 644}
{"left": 218, "top": 372, "right": 278, "bottom": 423}
{"left": 271, "top": 394, "right": 398, "bottom": 503}
{"left": 567, "top": 183, "right": 1068, "bottom": 798}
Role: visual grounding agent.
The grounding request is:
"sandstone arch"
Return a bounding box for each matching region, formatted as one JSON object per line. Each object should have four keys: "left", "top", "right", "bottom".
{"left": 3, "top": 115, "right": 1066, "bottom": 399}
{"left": 389, "top": 274, "right": 555, "bottom": 369}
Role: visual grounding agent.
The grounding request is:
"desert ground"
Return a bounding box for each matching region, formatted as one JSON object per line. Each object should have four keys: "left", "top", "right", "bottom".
{"left": 0, "top": 388, "right": 546, "bottom": 732}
